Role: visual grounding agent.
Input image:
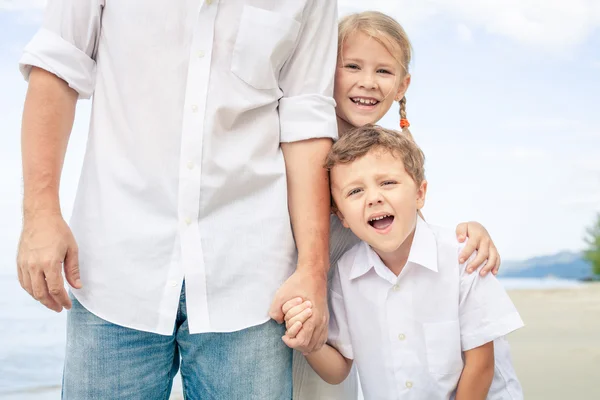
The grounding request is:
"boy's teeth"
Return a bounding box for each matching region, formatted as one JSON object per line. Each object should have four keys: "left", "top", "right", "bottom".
{"left": 369, "top": 215, "right": 390, "bottom": 221}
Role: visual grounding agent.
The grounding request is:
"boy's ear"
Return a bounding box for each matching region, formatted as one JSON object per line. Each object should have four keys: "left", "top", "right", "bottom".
{"left": 395, "top": 74, "right": 411, "bottom": 101}
{"left": 416, "top": 179, "right": 427, "bottom": 210}
{"left": 332, "top": 205, "right": 350, "bottom": 229}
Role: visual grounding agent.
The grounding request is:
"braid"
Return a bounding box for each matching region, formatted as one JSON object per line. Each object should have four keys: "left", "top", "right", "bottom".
{"left": 399, "top": 96, "right": 413, "bottom": 140}
{"left": 399, "top": 96, "right": 407, "bottom": 121}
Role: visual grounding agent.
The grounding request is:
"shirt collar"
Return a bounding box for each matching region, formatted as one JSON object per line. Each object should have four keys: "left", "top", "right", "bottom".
{"left": 349, "top": 215, "right": 438, "bottom": 281}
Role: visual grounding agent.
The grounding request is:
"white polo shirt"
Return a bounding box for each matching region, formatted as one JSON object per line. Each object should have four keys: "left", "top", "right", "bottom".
{"left": 329, "top": 216, "right": 524, "bottom": 400}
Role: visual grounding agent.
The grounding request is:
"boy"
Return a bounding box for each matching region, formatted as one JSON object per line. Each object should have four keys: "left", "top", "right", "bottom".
{"left": 283, "top": 125, "right": 524, "bottom": 399}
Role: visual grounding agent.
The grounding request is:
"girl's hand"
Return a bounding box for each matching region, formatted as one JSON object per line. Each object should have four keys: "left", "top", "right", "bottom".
{"left": 282, "top": 297, "right": 313, "bottom": 339}
{"left": 456, "top": 222, "right": 500, "bottom": 276}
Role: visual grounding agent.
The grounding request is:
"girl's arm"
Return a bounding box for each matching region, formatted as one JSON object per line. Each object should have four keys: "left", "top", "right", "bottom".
{"left": 455, "top": 342, "right": 495, "bottom": 400}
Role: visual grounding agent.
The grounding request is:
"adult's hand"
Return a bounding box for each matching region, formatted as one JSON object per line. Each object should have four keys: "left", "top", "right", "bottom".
{"left": 269, "top": 267, "right": 328, "bottom": 354}
{"left": 17, "top": 213, "right": 82, "bottom": 312}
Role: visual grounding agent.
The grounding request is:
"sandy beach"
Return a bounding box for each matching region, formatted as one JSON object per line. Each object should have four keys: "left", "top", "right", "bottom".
{"left": 3, "top": 282, "right": 599, "bottom": 400}
{"left": 507, "top": 282, "right": 600, "bottom": 400}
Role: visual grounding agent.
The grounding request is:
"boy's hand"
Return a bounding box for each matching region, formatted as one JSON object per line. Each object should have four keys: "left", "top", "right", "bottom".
{"left": 282, "top": 297, "right": 313, "bottom": 339}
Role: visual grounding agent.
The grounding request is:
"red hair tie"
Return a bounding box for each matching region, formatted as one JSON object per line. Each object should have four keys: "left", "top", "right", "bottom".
{"left": 400, "top": 119, "right": 410, "bottom": 129}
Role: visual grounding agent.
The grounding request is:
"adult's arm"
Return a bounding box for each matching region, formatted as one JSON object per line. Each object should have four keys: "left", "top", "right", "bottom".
{"left": 17, "top": 0, "right": 103, "bottom": 311}
{"left": 18, "top": 67, "right": 80, "bottom": 312}
{"left": 268, "top": 0, "right": 338, "bottom": 354}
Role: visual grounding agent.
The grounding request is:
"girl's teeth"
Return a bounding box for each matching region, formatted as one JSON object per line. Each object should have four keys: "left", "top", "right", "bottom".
{"left": 353, "top": 98, "right": 377, "bottom": 105}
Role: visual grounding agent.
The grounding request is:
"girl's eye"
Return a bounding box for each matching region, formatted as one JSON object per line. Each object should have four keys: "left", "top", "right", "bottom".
{"left": 377, "top": 69, "right": 391, "bottom": 74}
{"left": 347, "top": 188, "right": 362, "bottom": 196}
{"left": 345, "top": 64, "right": 360, "bottom": 70}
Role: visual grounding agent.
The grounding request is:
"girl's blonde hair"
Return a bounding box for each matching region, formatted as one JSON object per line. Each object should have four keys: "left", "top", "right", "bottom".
{"left": 338, "top": 11, "right": 414, "bottom": 136}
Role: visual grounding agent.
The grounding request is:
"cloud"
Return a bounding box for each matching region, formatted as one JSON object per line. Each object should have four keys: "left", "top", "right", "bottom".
{"left": 337, "top": 0, "right": 600, "bottom": 51}
{"left": 456, "top": 23, "right": 473, "bottom": 42}
{"left": 0, "top": 0, "right": 45, "bottom": 10}
{"left": 506, "top": 117, "right": 599, "bottom": 137}
{"left": 575, "top": 159, "right": 600, "bottom": 174}
{"left": 560, "top": 194, "right": 600, "bottom": 207}
{"left": 480, "top": 146, "right": 550, "bottom": 162}
{"left": 509, "top": 146, "right": 549, "bottom": 160}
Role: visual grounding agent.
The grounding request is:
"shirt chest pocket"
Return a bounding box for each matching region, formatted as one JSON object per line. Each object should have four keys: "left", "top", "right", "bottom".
{"left": 423, "top": 320, "right": 464, "bottom": 376}
{"left": 231, "top": 6, "right": 301, "bottom": 90}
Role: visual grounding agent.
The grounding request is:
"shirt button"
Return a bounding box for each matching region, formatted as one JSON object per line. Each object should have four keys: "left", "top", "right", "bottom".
{"left": 185, "top": 217, "right": 192, "bottom": 225}
{"left": 206, "top": 0, "right": 213, "bottom": 5}
{"left": 191, "top": 105, "right": 198, "bottom": 112}
{"left": 406, "top": 381, "right": 413, "bottom": 389}
{"left": 187, "top": 161, "right": 194, "bottom": 170}
{"left": 169, "top": 281, "right": 178, "bottom": 287}
{"left": 392, "top": 284, "right": 400, "bottom": 291}
{"left": 398, "top": 333, "right": 406, "bottom": 341}
{"left": 197, "top": 50, "right": 205, "bottom": 58}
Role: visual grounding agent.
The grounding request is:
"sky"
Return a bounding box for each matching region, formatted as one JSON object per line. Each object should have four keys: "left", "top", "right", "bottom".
{"left": 0, "top": 0, "right": 599, "bottom": 271}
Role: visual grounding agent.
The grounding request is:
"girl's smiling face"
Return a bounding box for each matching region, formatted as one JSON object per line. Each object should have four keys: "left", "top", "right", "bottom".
{"left": 334, "top": 31, "right": 411, "bottom": 133}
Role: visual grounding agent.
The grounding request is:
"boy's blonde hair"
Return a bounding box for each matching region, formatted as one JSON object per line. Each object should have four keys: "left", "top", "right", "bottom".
{"left": 338, "top": 12, "right": 414, "bottom": 136}
{"left": 325, "top": 125, "right": 425, "bottom": 187}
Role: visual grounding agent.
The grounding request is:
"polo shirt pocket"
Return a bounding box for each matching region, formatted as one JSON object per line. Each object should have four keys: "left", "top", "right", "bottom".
{"left": 231, "top": 6, "right": 301, "bottom": 90}
{"left": 423, "top": 320, "right": 464, "bottom": 375}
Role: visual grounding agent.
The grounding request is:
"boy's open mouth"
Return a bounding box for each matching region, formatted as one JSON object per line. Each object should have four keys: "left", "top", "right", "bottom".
{"left": 368, "top": 214, "right": 394, "bottom": 230}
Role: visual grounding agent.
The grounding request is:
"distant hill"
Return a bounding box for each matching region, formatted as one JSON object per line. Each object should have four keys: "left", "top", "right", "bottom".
{"left": 499, "top": 251, "right": 596, "bottom": 280}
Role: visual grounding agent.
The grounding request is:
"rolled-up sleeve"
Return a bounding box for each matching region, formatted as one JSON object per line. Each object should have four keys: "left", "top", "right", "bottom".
{"left": 278, "top": 0, "right": 338, "bottom": 143}
{"left": 19, "top": 0, "right": 104, "bottom": 99}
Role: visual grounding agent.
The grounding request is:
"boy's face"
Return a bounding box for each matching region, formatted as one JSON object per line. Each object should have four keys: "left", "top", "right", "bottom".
{"left": 334, "top": 31, "right": 410, "bottom": 132}
{"left": 331, "top": 149, "right": 427, "bottom": 255}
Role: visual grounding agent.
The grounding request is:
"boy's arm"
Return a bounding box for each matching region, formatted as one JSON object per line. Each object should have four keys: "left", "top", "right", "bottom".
{"left": 268, "top": 0, "right": 338, "bottom": 354}
{"left": 281, "top": 297, "right": 352, "bottom": 384}
{"left": 305, "top": 344, "right": 353, "bottom": 385}
{"left": 456, "top": 342, "right": 495, "bottom": 400}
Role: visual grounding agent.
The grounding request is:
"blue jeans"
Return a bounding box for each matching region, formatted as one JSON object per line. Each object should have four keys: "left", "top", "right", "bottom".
{"left": 62, "top": 287, "right": 292, "bottom": 399}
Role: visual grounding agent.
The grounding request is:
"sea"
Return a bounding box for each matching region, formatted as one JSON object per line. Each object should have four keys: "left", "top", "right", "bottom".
{"left": 0, "top": 268, "right": 582, "bottom": 398}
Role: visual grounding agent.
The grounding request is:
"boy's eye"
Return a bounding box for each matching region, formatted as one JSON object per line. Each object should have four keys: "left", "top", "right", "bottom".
{"left": 347, "top": 188, "right": 362, "bottom": 196}
{"left": 344, "top": 64, "right": 360, "bottom": 70}
{"left": 382, "top": 180, "right": 397, "bottom": 186}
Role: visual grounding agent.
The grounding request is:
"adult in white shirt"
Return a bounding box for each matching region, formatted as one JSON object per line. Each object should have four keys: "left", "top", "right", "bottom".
{"left": 16, "top": 1, "right": 338, "bottom": 398}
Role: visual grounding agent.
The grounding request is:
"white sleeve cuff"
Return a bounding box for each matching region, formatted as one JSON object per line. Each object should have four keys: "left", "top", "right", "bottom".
{"left": 279, "top": 94, "right": 338, "bottom": 143}
{"left": 462, "top": 311, "right": 524, "bottom": 351}
{"left": 19, "top": 28, "right": 97, "bottom": 99}
{"left": 329, "top": 340, "right": 354, "bottom": 360}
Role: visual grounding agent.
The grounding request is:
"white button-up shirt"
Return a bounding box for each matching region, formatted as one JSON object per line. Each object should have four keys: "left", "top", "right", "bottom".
{"left": 19, "top": 0, "right": 338, "bottom": 335}
{"left": 329, "top": 216, "right": 524, "bottom": 399}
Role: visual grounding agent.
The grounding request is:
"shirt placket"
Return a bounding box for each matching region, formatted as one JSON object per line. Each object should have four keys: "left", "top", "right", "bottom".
{"left": 387, "top": 277, "right": 417, "bottom": 397}
{"left": 177, "top": 0, "right": 218, "bottom": 333}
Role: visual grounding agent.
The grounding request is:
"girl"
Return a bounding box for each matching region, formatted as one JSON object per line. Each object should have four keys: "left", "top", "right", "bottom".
{"left": 291, "top": 11, "right": 508, "bottom": 400}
